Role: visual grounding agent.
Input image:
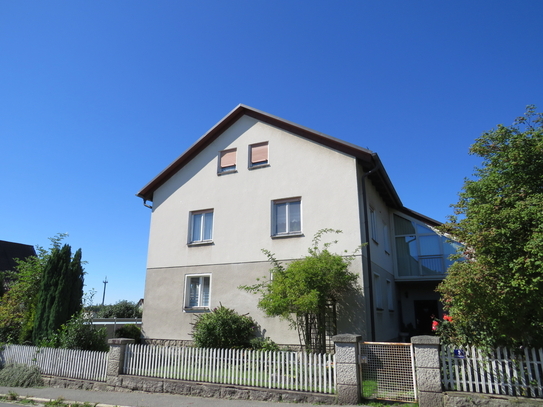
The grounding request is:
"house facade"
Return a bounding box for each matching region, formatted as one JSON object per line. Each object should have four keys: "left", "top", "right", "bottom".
{"left": 137, "top": 105, "right": 457, "bottom": 346}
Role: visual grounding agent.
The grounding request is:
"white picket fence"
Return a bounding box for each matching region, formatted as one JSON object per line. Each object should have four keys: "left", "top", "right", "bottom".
{"left": 1, "top": 344, "right": 108, "bottom": 382}
{"left": 123, "top": 344, "right": 336, "bottom": 394}
{"left": 441, "top": 345, "right": 543, "bottom": 398}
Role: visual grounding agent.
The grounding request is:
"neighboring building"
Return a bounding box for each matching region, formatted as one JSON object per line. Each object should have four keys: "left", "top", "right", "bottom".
{"left": 137, "top": 105, "right": 458, "bottom": 346}
{"left": 0, "top": 240, "right": 37, "bottom": 291}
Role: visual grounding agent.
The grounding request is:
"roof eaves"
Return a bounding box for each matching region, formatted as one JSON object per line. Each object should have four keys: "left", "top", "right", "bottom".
{"left": 136, "top": 105, "right": 248, "bottom": 202}
{"left": 398, "top": 207, "right": 441, "bottom": 226}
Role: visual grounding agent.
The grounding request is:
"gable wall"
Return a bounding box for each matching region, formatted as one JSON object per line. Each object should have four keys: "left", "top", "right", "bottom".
{"left": 142, "top": 115, "right": 368, "bottom": 343}
{"left": 147, "top": 115, "right": 363, "bottom": 266}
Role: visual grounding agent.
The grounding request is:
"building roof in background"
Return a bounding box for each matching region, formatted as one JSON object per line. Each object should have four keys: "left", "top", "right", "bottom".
{"left": 0, "top": 240, "right": 37, "bottom": 272}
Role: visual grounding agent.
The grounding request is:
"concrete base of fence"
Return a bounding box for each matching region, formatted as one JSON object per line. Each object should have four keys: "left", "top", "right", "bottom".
{"left": 43, "top": 375, "right": 336, "bottom": 404}
{"left": 444, "top": 391, "right": 543, "bottom": 407}
{"left": 42, "top": 376, "right": 109, "bottom": 392}
{"left": 113, "top": 375, "right": 335, "bottom": 404}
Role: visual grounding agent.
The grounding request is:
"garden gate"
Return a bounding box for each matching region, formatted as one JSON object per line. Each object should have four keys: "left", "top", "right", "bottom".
{"left": 359, "top": 342, "right": 417, "bottom": 402}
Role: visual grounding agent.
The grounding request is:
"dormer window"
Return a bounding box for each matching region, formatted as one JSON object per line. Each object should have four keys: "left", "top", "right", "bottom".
{"left": 249, "top": 142, "right": 269, "bottom": 169}
{"left": 218, "top": 149, "right": 237, "bottom": 174}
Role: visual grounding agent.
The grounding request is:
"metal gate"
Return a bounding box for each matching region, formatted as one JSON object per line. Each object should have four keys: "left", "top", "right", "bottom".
{"left": 359, "top": 342, "right": 417, "bottom": 402}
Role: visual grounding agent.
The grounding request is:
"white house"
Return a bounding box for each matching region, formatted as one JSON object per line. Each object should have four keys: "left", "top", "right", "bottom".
{"left": 137, "top": 105, "right": 456, "bottom": 347}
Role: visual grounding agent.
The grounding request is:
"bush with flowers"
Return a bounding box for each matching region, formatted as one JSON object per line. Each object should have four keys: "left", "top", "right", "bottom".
{"left": 432, "top": 315, "right": 454, "bottom": 339}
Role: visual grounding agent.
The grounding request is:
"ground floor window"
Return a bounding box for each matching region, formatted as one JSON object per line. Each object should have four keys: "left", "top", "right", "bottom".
{"left": 185, "top": 275, "right": 210, "bottom": 309}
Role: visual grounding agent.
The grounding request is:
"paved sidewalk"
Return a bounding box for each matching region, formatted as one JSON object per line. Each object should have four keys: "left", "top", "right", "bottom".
{"left": 0, "top": 386, "right": 360, "bottom": 407}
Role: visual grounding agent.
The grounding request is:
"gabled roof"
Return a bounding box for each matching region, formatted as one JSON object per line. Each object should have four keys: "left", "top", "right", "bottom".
{"left": 0, "top": 240, "right": 36, "bottom": 272}
{"left": 136, "top": 104, "right": 439, "bottom": 226}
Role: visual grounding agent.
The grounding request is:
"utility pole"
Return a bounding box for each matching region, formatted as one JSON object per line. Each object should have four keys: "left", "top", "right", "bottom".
{"left": 101, "top": 276, "right": 108, "bottom": 306}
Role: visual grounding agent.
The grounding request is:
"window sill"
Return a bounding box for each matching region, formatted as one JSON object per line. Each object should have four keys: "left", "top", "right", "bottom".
{"left": 271, "top": 232, "right": 304, "bottom": 239}
{"left": 184, "top": 307, "right": 211, "bottom": 313}
{"left": 218, "top": 169, "right": 237, "bottom": 176}
{"left": 248, "top": 163, "right": 270, "bottom": 170}
{"left": 188, "top": 241, "right": 214, "bottom": 247}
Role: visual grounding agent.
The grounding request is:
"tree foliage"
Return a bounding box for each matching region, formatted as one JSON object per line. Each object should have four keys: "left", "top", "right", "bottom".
{"left": 33, "top": 243, "right": 84, "bottom": 343}
{"left": 0, "top": 234, "right": 67, "bottom": 344}
{"left": 438, "top": 105, "right": 543, "bottom": 348}
{"left": 241, "top": 229, "right": 360, "bottom": 353}
{"left": 90, "top": 300, "right": 142, "bottom": 319}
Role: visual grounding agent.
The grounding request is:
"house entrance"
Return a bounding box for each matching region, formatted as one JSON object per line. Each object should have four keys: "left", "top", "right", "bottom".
{"left": 359, "top": 342, "right": 417, "bottom": 402}
{"left": 414, "top": 299, "right": 439, "bottom": 335}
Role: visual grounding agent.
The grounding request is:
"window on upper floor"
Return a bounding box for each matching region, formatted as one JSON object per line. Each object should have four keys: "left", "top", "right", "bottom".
{"left": 383, "top": 223, "right": 391, "bottom": 254}
{"left": 189, "top": 209, "right": 213, "bottom": 244}
{"left": 185, "top": 275, "right": 210, "bottom": 310}
{"left": 370, "top": 207, "right": 378, "bottom": 243}
{"left": 218, "top": 148, "right": 237, "bottom": 174}
{"left": 272, "top": 198, "right": 301, "bottom": 237}
{"left": 394, "top": 214, "right": 460, "bottom": 277}
{"left": 249, "top": 142, "right": 269, "bottom": 169}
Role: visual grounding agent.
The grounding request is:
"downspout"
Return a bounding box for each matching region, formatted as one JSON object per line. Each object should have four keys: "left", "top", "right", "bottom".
{"left": 142, "top": 199, "right": 153, "bottom": 209}
{"left": 361, "top": 164, "right": 379, "bottom": 342}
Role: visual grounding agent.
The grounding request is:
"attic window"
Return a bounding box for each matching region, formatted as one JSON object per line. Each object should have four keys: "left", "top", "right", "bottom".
{"left": 249, "top": 142, "right": 269, "bottom": 168}
{"left": 218, "top": 149, "right": 237, "bottom": 174}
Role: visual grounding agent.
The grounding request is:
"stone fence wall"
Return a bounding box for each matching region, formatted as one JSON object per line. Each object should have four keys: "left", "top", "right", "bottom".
{"left": 38, "top": 336, "right": 543, "bottom": 406}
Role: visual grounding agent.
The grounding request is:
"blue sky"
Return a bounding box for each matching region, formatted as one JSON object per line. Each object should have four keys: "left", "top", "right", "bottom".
{"left": 2, "top": 1, "right": 542, "bottom": 304}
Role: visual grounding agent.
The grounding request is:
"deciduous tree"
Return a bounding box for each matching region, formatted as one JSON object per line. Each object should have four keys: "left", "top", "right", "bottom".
{"left": 241, "top": 229, "right": 360, "bottom": 353}
{"left": 438, "top": 105, "right": 543, "bottom": 348}
{"left": 0, "top": 234, "right": 67, "bottom": 344}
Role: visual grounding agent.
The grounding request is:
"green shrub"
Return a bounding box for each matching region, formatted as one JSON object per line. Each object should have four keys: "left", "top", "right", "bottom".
{"left": 0, "top": 363, "right": 43, "bottom": 387}
{"left": 250, "top": 336, "right": 280, "bottom": 352}
{"left": 56, "top": 314, "right": 109, "bottom": 351}
{"left": 115, "top": 324, "right": 142, "bottom": 344}
{"left": 191, "top": 305, "right": 256, "bottom": 349}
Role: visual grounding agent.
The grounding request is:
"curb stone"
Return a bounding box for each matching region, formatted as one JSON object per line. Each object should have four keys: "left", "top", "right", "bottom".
{"left": 0, "top": 394, "right": 131, "bottom": 407}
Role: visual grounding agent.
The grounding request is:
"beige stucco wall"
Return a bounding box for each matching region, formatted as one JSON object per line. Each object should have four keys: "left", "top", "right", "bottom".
{"left": 142, "top": 115, "right": 369, "bottom": 344}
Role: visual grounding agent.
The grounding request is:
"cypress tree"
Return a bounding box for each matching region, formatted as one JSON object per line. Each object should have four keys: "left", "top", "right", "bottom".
{"left": 47, "top": 245, "right": 73, "bottom": 336}
{"left": 33, "top": 246, "right": 65, "bottom": 342}
{"left": 68, "top": 249, "right": 84, "bottom": 318}
{"left": 32, "top": 244, "right": 84, "bottom": 344}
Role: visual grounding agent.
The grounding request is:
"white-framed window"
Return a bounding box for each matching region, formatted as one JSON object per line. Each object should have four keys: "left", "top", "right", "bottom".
{"left": 189, "top": 209, "right": 213, "bottom": 244}
{"left": 185, "top": 275, "right": 211, "bottom": 309}
{"left": 374, "top": 273, "right": 383, "bottom": 310}
{"left": 370, "top": 207, "right": 378, "bottom": 243}
{"left": 249, "top": 142, "right": 269, "bottom": 168}
{"left": 218, "top": 148, "right": 237, "bottom": 174}
{"left": 386, "top": 279, "right": 394, "bottom": 311}
{"left": 272, "top": 198, "right": 301, "bottom": 236}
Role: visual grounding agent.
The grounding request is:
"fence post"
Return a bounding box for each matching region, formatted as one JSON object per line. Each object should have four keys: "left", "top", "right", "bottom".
{"left": 411, "top": 335, "right": 443, "bottom": 407}
{"left": 106, "top": 338, "right": 134, "bottom": 386}
{"left": 332, "top": 334, "right": 362, "bottom": 405}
